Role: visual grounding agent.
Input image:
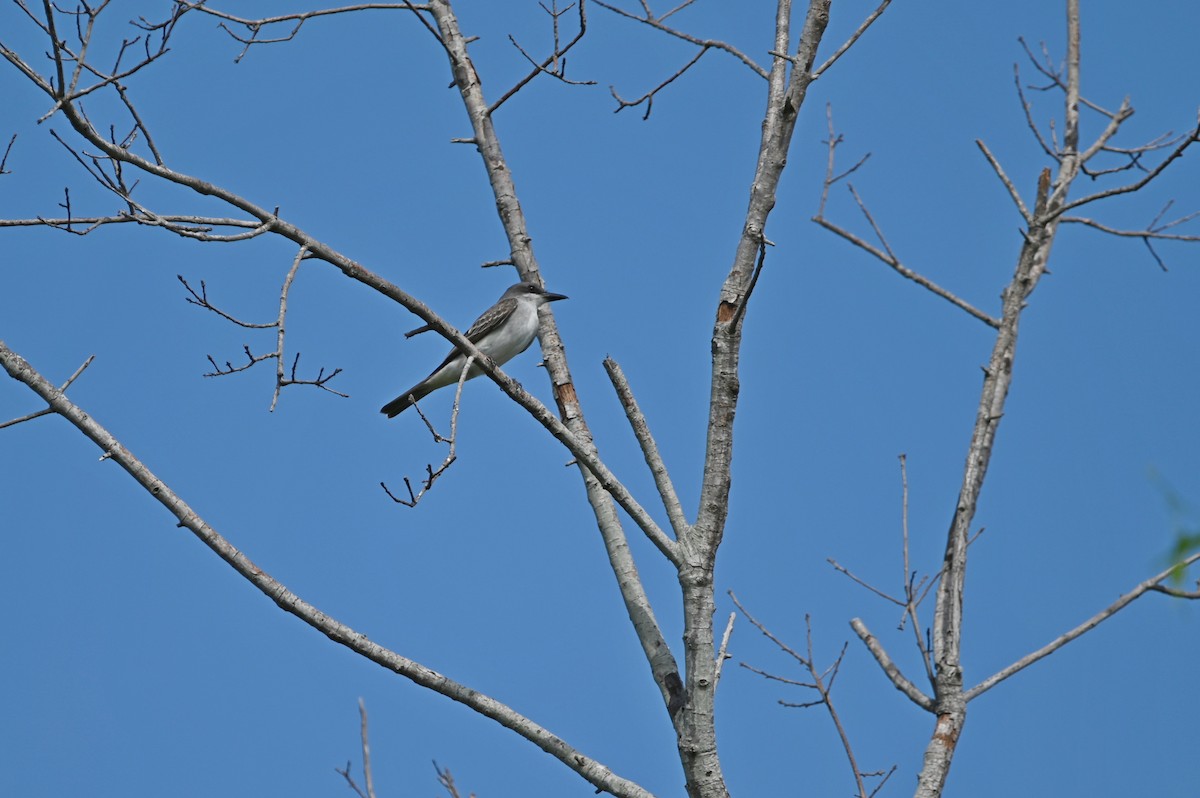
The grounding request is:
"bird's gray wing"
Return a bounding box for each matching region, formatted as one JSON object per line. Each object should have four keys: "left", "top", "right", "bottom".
{"left": 429, "top": 297, "right": 517, "bottom": 370}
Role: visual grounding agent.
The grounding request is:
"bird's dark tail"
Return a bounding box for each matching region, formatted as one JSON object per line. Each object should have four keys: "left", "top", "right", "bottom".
{"left": 380, "top": 386, "right": 427, "bottom": 418}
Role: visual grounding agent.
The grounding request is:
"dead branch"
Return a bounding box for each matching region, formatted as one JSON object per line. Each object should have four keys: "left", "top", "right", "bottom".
{"left": 1061, "top": 210, "right": 1200, "bottom": 270}
{"left": 0, "top": 354, "right": 94, "bottom": 430}
{"left": 491, "top": 0, "right": 594, "bottom": 114}
{"left": 593, "top": 0, "right": 768, "bottom": 80}
{"left": 334, "top": 699, "right": 377, "bottom": 798}
{"left": 180, "top": 249, "right": 347, "bottom": 406}
{"left": 849, "top": 618, "right": 934, "bottom": 711}
{"left": 811, "top": 0, "right": 892, "bottom": 79}
{"left": 0, "top": 133, "right": 16, "bottom": 174}
{"left": 813, "top": 196, "right": 1001, "bottom": 328}
{"left": 976, "top": 139, "right": 1032, "bottom": 223}
{"left": 608, "top": 45, "right": 708, "bottom": 120}
{"left": 603, "top": 357, "right": 689, "bottom": 537}
{"left": 170, "top": 2, "right": 431, "bottom": 62}
{"left": 0, "top": 339, "right": 653, "bottom": 798}
{"left": 0, "top": 212, "right": 264, "bottom": 237}
{"left": 815, "top": 104, "right": 871, "bottom": 219}
{"left": 434, "top": 761, "right": 476, "bottom": 798}
{"left": 965, "top": 549, "right": 1200, "bottom": 702}
{"left": 732, "top": 593, "right": 896, "bottom": 798}
{"left": 380, "top": 356, "right": 473, "bottom": 507}
{"left": 814, "top": 109, "right": 999, "bottom": 327}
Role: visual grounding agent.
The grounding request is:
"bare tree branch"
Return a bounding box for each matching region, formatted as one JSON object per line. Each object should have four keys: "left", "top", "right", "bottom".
{"left": 334, "top": 699, "right": 378, "bottom": 798}
{"left": 976, "top": 139, "right": 1032, "bottom": 223}
{"left": 849, "top": 618, "right": 934, "bottom": 711}
{"left": 174, "top": 2, "right": 432, "bottom": 62}
{"left": 0, "top": 132, "right": 16, "bottom": 174}
{"left": 811, "top": 0, "right": 891, "bottom": 79}
{"left": 0, "top": 338, "right": 656, "bottom": 798}
{"left": 381, "top": 355, "right": 472, "bottom": 507}
{"left": 434, "top": 762, "right": 475, "bottom": 798}
{"left": 0, "top": 353, "right": 94, "bottom": 430}
{"left": 179, "top": 249, "right": 348, "bottom": 406}
{"left": 593, "top": 0, "right": 768, "bottom": 79}
{"left": 732, "top": 593, "right": 896, "bottom": 798}
{"left": 603, "top": 357, "right": 689, "bottom": 537}
{"left": 490, "top": 0, "right": 593, "bottom": 114}
{"left": 609, "top": 45, "right": 708, "bottom": 120}
{"left": 965, "top": 550, "right": 1200, "bottom": 702}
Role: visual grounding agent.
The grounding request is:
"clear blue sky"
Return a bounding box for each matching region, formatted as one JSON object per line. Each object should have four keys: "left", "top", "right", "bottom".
{"left": 2, "top": 2, "right": 1198, "bottom": 797}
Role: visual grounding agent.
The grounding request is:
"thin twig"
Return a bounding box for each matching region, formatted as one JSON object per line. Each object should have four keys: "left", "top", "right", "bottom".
{"left": 491, "top": 0, "right": 593, "bottom": 114}
{"left": 813, "top": 213, "right": 1000, "bottom": 327}
{"left": 733, "top": 594, "right": 892, "bottom": 798}
{"left": 976, "top": 139, "right": 1032, "bottom": 223}
{"left": 811, "top": 0, "right": 892, "bottom": 79}
{"left": 965, "top": 549, "right": 1200, "bottom": 701}
{"left": 609, "top": 45, "right": 708, "bottom": 120}
{"left": 381, "top": 356, "right": 473, "bottom": 507}
{"left": 0, "top": 133, "right": 17, "bottom": 174}
{"left": 270, "top": 249, "right": 306, "bottom": 411}
{"left": 0, "top": 353, "right": 94, "bottom": 429}
{"left": 593, "top": 0, "right": 767, "bottom": 79}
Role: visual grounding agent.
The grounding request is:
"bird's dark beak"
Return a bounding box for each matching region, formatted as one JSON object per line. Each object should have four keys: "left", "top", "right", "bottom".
{"left": 543, "top": 292, "right": 568, "bottom": 302}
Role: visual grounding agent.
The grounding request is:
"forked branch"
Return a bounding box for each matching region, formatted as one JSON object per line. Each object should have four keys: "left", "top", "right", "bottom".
{"left": 380, "top": 356, "right": 473, "bottom": 507}
{"left": 179, "top": 248, "right": 348, "bottom": 409}
{"left": 813, "top": 110, "right": 1000, "bottom": 328}
{"left": 732, "top": 593, "right": 898, "bottom": 798}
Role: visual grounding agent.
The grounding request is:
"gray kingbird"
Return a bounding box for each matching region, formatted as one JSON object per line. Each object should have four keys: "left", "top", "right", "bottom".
{"left": 381, "top": 281, "right": 568, "bottom": 418}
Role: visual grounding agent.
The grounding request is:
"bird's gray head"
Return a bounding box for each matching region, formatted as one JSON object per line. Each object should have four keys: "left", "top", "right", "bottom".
{"left": 504, "top": 281, "right": 568, "bottom": 304}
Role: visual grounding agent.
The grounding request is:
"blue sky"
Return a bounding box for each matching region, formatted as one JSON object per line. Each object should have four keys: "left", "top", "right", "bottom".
{"left": 2, "top": 2, "right": 1199, "bottom": 797}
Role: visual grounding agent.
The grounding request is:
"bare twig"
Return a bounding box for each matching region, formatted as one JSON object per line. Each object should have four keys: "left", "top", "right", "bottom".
{"left": 0, "top": 354, "right": 94, "bottom": 430}
{"left": 965, "top": 549, "right": 1200, "bottom": 701}
{"left": 811, "top": 0, "right": 892, "bottom": 79}
{"left": 0, "top": 133, "right": 16, "bottom": 174}
{"left": 179, "top": 275, "right": 276, "bottom": 329}
{"left": 813, "top": 205, "right": 1000, "bottom": 328}
{"left": 1013, "top": 62, "right": 1059, "bottom": 160}
{"left": 434, "top": 761, "right": 474, "bottom": 798}
{"left": 976, "top": 139, "right": 1032, "bottom": 223}
{"left": 898, "top": 454, "right": 935, "bottom": 684}
{"left": 381, "top": 355, "right": 473, "bottom": 507}
{"left": 593, "top": 0, "right": 767, "bottom": 79}
{"left": 827, "top": 558, "right": 902, "bottom": 606}
{"left": 815, "top": 104, "right": 871, "bottom": 219}
{"left": 1061, "top": 212, "right": 1200, "bottom": 270}
{"left": 180, "top": 250, "right": 346, "bottom": 405}
{"left": 1056, "top": 118, "right": 1200, "bottom": 217}
{"left": 173, "top": 2, "right": 432, "bottom": 62}
{"left": 491, "top": 0, "right": 593, "bottom": 114}
{"left": 334, "top": 699, "right": 377, "bottom": 798}
{"left": 0, "top": 212, "right": 267, "bottom": 238}
{"left": 732, "top": 593, "right": 894, "bottom": 798}
{"left": 609, "top": 45, "right": 708, "bottom": 120}
{"left": 814, "top": 111, "right": 999, "bottom": 327}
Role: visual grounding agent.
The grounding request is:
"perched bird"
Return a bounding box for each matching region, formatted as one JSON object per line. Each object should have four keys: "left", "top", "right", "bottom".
{"left": 380, "top": 281, "right": 568, "bottom": 418}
